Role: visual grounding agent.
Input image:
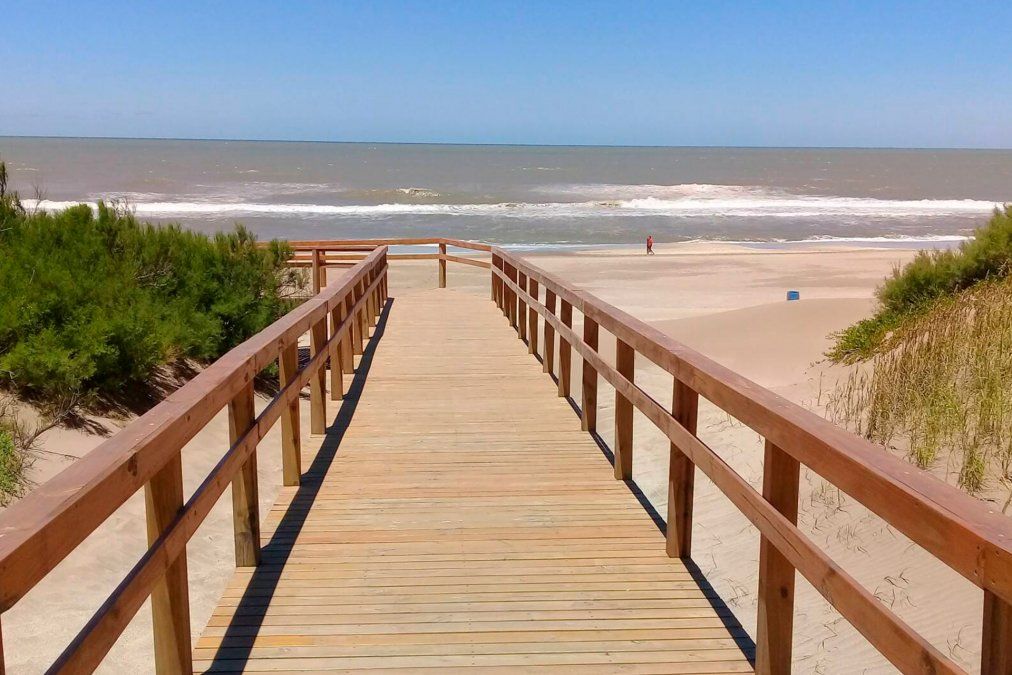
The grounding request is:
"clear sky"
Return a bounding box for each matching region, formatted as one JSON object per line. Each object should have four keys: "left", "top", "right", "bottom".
{"left": 3, "top": 1, "right": 1011, "bottom": 148}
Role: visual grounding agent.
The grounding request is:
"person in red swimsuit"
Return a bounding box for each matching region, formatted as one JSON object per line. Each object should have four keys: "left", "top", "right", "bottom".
{"left": 646, "top": 235, "right": 655, "bottom": 254}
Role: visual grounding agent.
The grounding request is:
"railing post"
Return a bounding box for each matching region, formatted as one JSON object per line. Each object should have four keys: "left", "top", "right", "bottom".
{"left": 558, "top": 299, "right": 573, "bottom": 398}
{"left": 581, "top": 316, "right": 599, "bottom": 432}
{"left": 508, "top": 264, "right": 518, "bottom": 329}
{"left": 517, "top": 271, "right": 528, "bottom": 342}
{"left": 756, "top": 439, "right": 800, "bottom": 674}
{"left": 666, "top": 380, "right": 698, "bottom": 558}
{"left": 311, "top": 248, "right": 322, "bottom": 294}
{"left": 614, "top": 339, "right": 634, "bottom": 480}
{"left": 310, "top": 313, "right": 328, "bottom": 435}
{"left": 343, "top": 285, "right": 357, "bottom": 371}
{"left": 352, "top": 279, "right": 365, "bottom": 355}
{"left": 329, "top": 303, "right": 344, "bottom": 402}
{"left": 145, "top": 453, "right": 192, "bottom": 675}
{"left": 528, "top": 278, "right": 539, "bottom": 356}
{"left": 229, "top": 381, "right": 260, "bottom": 567}
{"left": 438, "top": 243, "right": 447, "bottom": 288}
{"left": 367, "top": 270, "right": 378, "bottom": 329}
{"left": 279, "top": 342, "right": 301, "bottom": 487}
{"left": 544, "top": 290, "right": 556, "bottom": 375}
{"left": 490, "top": 253, "right": 497, "bottom": 302}
{"left": 983, "top": 592, "right": 1012, "bottom": 674}
{"left": 358, "top": 278, "right": 370, "bottom": 340}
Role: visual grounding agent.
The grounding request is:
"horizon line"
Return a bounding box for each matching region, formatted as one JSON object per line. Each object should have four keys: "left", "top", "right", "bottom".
{"left": 1, "top": 133, "right": 1011, "bottom": 152}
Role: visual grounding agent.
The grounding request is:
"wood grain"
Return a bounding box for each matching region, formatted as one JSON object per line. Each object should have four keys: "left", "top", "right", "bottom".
{"left": 193, "top": 287, "right": 752, "bottom": 673}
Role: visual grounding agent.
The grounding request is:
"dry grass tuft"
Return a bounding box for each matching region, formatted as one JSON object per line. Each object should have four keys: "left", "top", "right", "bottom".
{"left": 828, "top": 276, "right": 1012, "bottom": 494}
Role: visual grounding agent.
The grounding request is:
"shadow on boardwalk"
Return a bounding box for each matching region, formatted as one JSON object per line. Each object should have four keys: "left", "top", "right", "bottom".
{"left": 207, "top": 298, "right": 395, "bottom": 670}
{"left": 207, "top": 296, "right": 754, "bottom": 669}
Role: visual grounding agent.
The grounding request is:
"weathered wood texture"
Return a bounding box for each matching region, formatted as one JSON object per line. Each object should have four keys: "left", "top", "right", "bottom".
{"left": 193, "top": 288, "right": 753, "bottom": 673}
{"left": 493, "top": 253, "right": 978, "bottom": 674}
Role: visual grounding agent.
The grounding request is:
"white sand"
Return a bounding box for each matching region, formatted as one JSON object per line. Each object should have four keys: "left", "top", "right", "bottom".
{"left": 4, "top": 242, "right": 986, "bottom": 673}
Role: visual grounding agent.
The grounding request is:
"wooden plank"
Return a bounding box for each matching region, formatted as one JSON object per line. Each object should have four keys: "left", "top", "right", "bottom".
{"left": 755, "top": 440, "right": 800, "bottom": 674}
{"left": 581, "top": 317, "right": 599, "bottom": 433}
{"left": 145, "top": 454, "right": 192, "bottom": 675}
{"left": 559, "top": 300, "right": 573, "bottom": 399}
{"left": 544, "top": 289, "right": 556, "bottom": 376}
{"left": 614, "top": 339, "right": 634, "bottom": 481}
{"left": 229, "top": 381, "right": 260, "bottom": 568}
{"left": 193, "top": 288, "right": 752, "bottom": 673}
{"left": 517, "top": 272, "right": 528, "bottom": 343}
{"left": 329, "top": 305, "right": 345, "bottom": 402}
{"left": 343, "top": 286, "right": 356, "bottom": 374}
{"left": 983, "top": 591, "right": 1012, "bottom": 674}
{"left": 310, "top": 315, "right": 328, "bottom": 436}
{"left": 438, "top": 243, "right": 447, "bottom": 288}
{"left": 279, "top": 343, "right": 301, "bottom": 487}
{"left": 528, "top": 279, "right": 539, "bottom": 356}
{"left": 667, "top": 380, "right": 697, "bottom": 559}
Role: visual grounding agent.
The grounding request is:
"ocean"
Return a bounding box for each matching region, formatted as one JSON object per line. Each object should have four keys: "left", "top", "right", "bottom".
{"left": 1, "top": 137, "right": 1009, "bottom": 246}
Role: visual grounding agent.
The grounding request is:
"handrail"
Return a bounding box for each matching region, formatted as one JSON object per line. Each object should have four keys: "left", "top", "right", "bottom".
{"left": 489, "top": 246, "right": 1012, "bottom": 674}
{"left": 1, "top": 235, "right": 1009, "bottom": 673}
{"left": 0, "top": 246, "right": 389, "bottom": 672}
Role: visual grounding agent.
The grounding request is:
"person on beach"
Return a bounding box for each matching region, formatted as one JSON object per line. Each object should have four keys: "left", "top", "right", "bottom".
{"left": 646, "top": 235, "right": 655, "bottom": 254}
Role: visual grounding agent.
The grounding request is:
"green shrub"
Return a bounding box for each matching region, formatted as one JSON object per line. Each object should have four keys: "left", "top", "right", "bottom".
{"left": 830, "top": 205, "right": 1012, "bottom": 360}
{"left": 0, "top": 186, "right": 300, "bottom": 400}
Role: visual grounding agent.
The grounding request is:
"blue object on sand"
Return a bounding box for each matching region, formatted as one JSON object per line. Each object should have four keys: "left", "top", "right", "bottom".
{"left": 786, "top": 290, "right": 800, "bottom": 301}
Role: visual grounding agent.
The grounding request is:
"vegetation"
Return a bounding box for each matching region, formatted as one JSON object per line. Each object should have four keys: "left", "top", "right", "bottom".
{"left": 828, "top": 277, "right": 1012, "bottom": 494}
{"left": 829, "top": 205, "right": 1012, "bottom": 361}
{"left": 0, "top": 156, "right": 304, "bottom": 501}
{"left": 0, "top": 184, "right": 301, "bottom": 403}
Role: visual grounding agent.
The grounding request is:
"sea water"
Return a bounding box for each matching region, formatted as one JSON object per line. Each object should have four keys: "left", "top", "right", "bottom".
{"left": 1, "top": 137, "right": 1009, "bottom": 246}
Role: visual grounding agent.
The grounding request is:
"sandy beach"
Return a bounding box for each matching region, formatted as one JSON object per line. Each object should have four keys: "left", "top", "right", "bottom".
{"left": 6, "top": 241, "right": 985, "bottom": 673}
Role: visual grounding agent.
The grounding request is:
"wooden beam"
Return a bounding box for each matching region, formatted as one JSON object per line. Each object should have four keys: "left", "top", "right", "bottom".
{"left": 352, "top": 279, "right": 365, "bottom": 356}
{"left": 756, "top": 440, "right": 801, "bottom": 674}
{"left": 558, "top": 300, "right": 573, "bottom": 398}
{"left": 528, "top": 279, "right": 539, "bottom": 356}
{"left": 144, "top": 454, "right": 191, "bottom": 674}
{"left": 666, "top": 380, "right": 698, "bottom": 559}
{"left": 343, "top": 286, "right": 356, "bottom": 373}
{"left": 983, "top": 591, "right": 1012, "bottom": 674}
{"left": 310, "top": 315, "right": 328, "bottom": 435}
{"left": 329, "top": 305, "right": 345, "bottom": 402}
{"left": 544, "top": 290, "right": 556, "bottom": 376}
{"left": 614, "top": 339, "right": 634, "bottom": 480}
{"left": 517, "top": 272, "right": 528, "bottom": 343}
{"left": 228, "top": 382, "right": 260, "bottom": 568}
{"left": 279, "top": 343, "right": 301, "bottom": 487}
{"left": 438, "top": 243, "right": 447, "bottom": 288}
{"left": 581, "top": 317, "right": 599, "bottom": 433}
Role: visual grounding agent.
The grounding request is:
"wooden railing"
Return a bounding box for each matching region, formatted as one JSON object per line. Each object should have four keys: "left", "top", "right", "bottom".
{"left": 490, "top": 247, "right": 1012, "bottom": 675}
{"left": 281, "top": 237, "right": 492, "bottom": 290}
{"left": 1, "top": 235, "right": 1009, "bottom": 674}
{"left": 0, "top": 248, "right": 392, "bottom": 673}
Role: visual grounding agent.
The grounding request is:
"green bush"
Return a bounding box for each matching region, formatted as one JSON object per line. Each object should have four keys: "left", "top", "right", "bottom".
{"left": 0, "top": 191, "right": 299, "bottom": 400}
{"left": 830, "top": 205, "right": 1012, "bottom": 361}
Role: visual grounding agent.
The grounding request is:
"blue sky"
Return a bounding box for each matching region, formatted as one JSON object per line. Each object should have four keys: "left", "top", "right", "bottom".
{"left": 3, "top": 1, "right": 1011, "bottom": 147}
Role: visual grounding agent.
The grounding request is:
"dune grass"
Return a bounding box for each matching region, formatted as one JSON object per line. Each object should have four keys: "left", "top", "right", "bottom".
{"left": 828, "top": 276, "right": 1012, "bottom": 494}
{"left": 829, "top": 205, "right": 1012, "bottom": 362}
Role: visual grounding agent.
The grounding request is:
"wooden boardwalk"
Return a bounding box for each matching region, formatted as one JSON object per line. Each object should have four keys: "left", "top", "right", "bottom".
{"left": 194, "top": 287, "right": 753, "bottom": 673}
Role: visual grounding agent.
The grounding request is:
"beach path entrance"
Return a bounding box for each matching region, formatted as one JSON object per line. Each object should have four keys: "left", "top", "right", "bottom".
{"left": 193, "top": 285, "right": 753, "bottom": 673}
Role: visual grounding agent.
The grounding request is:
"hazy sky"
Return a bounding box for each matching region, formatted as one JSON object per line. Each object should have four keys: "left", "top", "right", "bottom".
{"left": 3, "top": 1, "right": 1011, "bottom": 148}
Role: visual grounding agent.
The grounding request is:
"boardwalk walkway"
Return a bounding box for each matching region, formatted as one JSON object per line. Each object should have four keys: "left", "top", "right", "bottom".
{"left": 194, "top": 286, "right": 753, "bottom": 673}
